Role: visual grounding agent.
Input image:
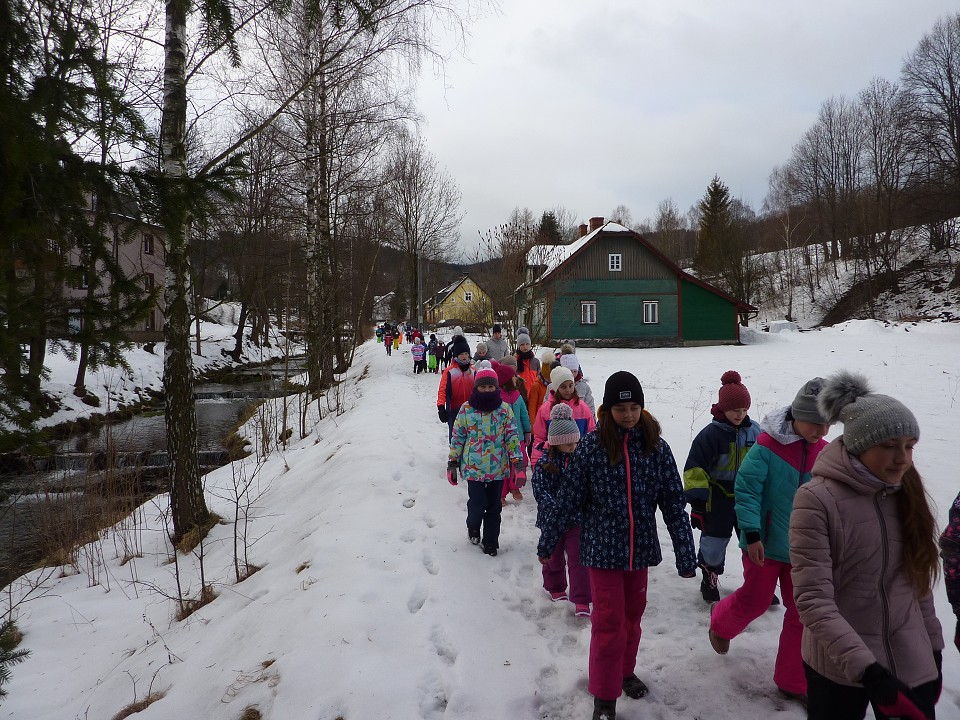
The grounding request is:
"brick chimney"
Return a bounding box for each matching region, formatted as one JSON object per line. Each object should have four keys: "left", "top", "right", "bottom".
{"left": 589, "top": 216, "right": 604, "bottom": 232}
{"left": 578, "top": 223, "right": 589, "bottom": 238}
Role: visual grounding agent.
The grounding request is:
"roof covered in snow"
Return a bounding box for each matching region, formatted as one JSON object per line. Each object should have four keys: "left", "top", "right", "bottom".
{"left": 523, "top": 221, "right": 630, "bottom": 285}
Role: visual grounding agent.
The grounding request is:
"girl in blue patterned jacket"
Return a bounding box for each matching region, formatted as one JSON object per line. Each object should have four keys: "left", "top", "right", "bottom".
{"left": 447, "top": 364, "right": 525, "bottom": 556}
{"left": 542, "top": 371, "right": 696, "bottom": 720}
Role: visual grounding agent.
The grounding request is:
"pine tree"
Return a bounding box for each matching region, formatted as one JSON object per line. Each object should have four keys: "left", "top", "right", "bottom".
{"left": 0, "top": 620, "right": 29, "bottom": 698}
{"left": 694, "top": 175, "right": 733, "bottom": 279}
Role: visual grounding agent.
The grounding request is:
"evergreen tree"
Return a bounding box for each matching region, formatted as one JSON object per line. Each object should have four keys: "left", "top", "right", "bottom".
{"left": 537, "top": 211, "right": 562, "bottom": 244}
{"left": 0, "top": 620, "right": 29, "bottom": 698}
{"left": 694, "top": 175, "right": 733, "bottom": 279}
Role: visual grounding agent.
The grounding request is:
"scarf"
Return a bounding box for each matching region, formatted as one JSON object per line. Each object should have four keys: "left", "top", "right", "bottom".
{"left": 469, "top": 388, "right": 502, "bottom": 413}
{"left": 517, "top": 349, "right": 534, "bottom": 373}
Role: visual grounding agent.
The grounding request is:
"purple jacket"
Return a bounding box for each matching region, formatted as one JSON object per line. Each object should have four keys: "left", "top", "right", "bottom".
{"left": 791, "top": 439, "right": 943, "bottom": 688}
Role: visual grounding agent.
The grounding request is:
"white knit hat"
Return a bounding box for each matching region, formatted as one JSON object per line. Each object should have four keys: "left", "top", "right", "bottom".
{"left": 550, "top": 365, "right": 575, "bottom": 390}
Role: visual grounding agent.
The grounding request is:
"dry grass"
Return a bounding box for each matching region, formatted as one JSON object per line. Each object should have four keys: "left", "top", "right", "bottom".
{"left": 111, "top": 691, "right": 165, "bottom": 720}
{"left": 236, "top": 563, "right": 262, "bottom": 582}
{"left": 175, "top": 512, "right": 221, "bottom": 554}
{"left": 175, "top": 585, "right": 218, "bottom": 622}
{"left": 295, "top": 561, "right": 310, "bottom": 574}
{"left": 239, "top": 707, "right": 262, "bottom": 720}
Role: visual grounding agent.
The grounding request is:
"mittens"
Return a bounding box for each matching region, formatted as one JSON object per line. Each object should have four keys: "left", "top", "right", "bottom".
{"left": 446, "top": 462, "right": 458, "bottom": 486}
{"left": 690, "top": 502, "right": 706, "bottom": 531}
{"left": 437, "top": 405, "right": 449, "bottom": 423}
{"left": 860, "top": 663, "right": 927, "bottom": 720}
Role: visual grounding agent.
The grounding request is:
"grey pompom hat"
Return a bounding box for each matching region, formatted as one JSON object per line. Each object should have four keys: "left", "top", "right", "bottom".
{"left": 790, "top": 377, "right": 829, "bottom": 424}
{"left": 817, "top": 371, "right": 919, "bottom": 456}
{"left": 547, "top": 403, "right": 581, "bottom": 445}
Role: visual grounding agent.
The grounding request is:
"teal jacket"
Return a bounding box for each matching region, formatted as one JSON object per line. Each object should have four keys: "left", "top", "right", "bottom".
{"left": 735, "top": 407, "right": 827, "bottom": 564}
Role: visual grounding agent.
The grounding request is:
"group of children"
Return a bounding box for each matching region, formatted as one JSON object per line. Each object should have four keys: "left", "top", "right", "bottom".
{"left": 438, "top": 330, "right": 953, "bottom": 720}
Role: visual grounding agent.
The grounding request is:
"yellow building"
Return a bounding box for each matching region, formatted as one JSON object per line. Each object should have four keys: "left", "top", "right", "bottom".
{"left": 423, "top": 275, "right": 492, "bottom": 327}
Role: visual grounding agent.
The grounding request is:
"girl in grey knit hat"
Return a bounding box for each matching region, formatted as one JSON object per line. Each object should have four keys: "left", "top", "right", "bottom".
{"left": 790, "top": 371, "right": 942, "bottom": 720}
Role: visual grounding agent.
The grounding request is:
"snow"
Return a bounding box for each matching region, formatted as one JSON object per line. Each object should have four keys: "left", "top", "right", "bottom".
{"left": 4, "top": 322, "right": 960, "bottom": 720}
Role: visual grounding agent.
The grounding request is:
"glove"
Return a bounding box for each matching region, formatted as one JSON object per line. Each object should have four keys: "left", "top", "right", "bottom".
{"left": 860, "top": 663, "right": 927, "bottom": 720}
{"left": 446, "top": 462, "right": 458, "bottom": 486}
{"left": 689, "top": 502, "right": 706, "bottom": 531}
{"left": 437, "top": 405, "right": 449, "bottom": 423}
{"left": 513, "top": 462, "right": 528, "bottom": 488}
{"left": 523, "top": 432, "right": 532, "bottom": 448}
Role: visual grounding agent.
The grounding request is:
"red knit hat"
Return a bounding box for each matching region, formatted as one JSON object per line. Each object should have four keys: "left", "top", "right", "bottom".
{"left": 711, "top": 370, "right": 751, "bottom": 416}
{"left": 494, "top": 362, "right": 516, "bottom": 387}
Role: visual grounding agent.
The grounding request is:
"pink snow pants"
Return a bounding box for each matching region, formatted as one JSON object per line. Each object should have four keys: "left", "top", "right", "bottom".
{"left": 709, "top": 552, "right": 805, "bottom": 696}
{"left": 587, "top": 567, "right": 649, "bottom": 701}
{"left": 541, "top": 527, "right": 591, "bottom": 604}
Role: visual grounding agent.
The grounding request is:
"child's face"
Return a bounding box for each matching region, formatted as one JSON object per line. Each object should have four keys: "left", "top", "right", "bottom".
{"left": 554, "top": 442, "right": 577, "bottom": 453}
{"left": 724, "top": 408, "right": 748, "bottom": 426}
{"left": 793, "top": 419, "right": 830, "bottom": 444}
{"left": 858, "top": 436, "right": 916, "bottom": 484}
{"left": 556, "top": 380, "right": 575, "bottom": 400}
{"left": 476, "top": 384, "right": 498, "bottom": 393}
{"left": 519, "top": 342, "right": 532, "bottom": 353}
{"left": 610, "top": 402, "right": 642, "bottom": 429}
{"left": 457, "top": 352, "right": 470, "bottom": 363}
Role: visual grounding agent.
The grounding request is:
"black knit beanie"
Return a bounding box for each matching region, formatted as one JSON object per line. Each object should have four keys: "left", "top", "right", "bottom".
{"left": 602, "top": 371, "right": 644, "bottom": 409}
{"left": 451, "top": 336, "right": 471, "bottom": 359}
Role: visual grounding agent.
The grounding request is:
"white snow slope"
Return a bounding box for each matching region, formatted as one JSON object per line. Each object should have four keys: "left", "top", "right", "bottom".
{"left": 3, "top": 322, "right": 960, "bottom": 720}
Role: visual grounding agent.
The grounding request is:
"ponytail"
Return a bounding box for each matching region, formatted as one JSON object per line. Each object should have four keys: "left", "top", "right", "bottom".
{"left": 898, "top": 466, "right": 940, "bottom": 596}
{"left": 597, "top": 406, "right": 662, "bottom": 464}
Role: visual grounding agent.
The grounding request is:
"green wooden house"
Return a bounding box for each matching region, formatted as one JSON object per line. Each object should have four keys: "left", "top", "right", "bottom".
{"left": 517, "top": 218, "right": 755, "bottom": 347}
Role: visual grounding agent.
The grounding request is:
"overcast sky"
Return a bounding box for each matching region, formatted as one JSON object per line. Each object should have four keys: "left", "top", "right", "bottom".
{"left": 415, "top": 0, "right": 959, "bottom": 251}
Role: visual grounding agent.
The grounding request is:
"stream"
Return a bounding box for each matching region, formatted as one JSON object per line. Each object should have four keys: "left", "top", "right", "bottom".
{"left": 0, "top": 356, "right": 307, "bottom": 589}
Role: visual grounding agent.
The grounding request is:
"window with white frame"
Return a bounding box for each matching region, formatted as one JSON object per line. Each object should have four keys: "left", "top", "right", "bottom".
{"left": 608, "top": 253, "right": 622, "bottom": 271}
{"left": 464, "top": 291, "right": 473, "bottom": 302}
{"left": 581, "top": 301, "right": 597, "bottom": 325}
{"left": 643, "top": 301, "right": 659, "bottom": 324}
{"left": 143, "top": 233, "right": 154, "bottom": 255}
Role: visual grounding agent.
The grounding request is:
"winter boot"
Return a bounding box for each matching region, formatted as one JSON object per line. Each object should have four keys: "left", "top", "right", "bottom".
{"left": 592, "top": 697, "right": 617, "bottom": 720}
{"left": 770, "top": 593, "right": 781, "bottom": 606}
{"left": 708, "top": 601, "right": 730, "bottom": 654}
{"left": 699, "top": 565, "right": 720, "bottom": 603}
{"left": 621, "top": 674, "right": 648, "bottom": 698}
{"left": 467, "top": 528, "right": 481, "bottom": 546}
{"left": 482, "top": 545, "right": 498, "bottom": 557}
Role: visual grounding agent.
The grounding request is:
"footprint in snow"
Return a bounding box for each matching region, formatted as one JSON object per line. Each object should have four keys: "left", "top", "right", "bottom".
{"left": 403, "top": 498, "right": 416, "bottom": 508}
{"left": 422, "top": 550, "right": 439, "bottom": 575}
{"left": 422, "top": 513, "right": 436, "bottom": 529}
{"left": 430, "top": 625, "right": 458, "bottom": 665}
{"left": 408, "top": 586, "right": 428, "bottom": 614}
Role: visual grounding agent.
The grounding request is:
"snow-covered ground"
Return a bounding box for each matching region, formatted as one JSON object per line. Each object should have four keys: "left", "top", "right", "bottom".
{"left": 3, "top": 322, "right": 960, "bottom": 719}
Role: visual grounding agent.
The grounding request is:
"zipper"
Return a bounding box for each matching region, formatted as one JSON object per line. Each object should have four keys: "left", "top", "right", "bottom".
{"left": 624, "top": 433, "right": 635, "bottom": 569}
{"left": 875, "top": 489, "right": 896, "bottom": 675}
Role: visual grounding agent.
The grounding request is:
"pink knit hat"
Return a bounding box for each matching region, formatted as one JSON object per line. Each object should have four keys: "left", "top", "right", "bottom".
{"left": 475, "top": 366, "right": 499, "bottom": 388}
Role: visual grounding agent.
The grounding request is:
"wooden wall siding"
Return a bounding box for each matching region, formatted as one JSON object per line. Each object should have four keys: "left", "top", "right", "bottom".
{"left": 680, "top": 279, "right": 737, "bottom": 341}
{"left": 561, "top": 278, "right": 677, "bottom": 295}
{"left": 553, "top": 235, "right": 674, "bottom": 282}
{"left": 550, "top": 292, "right": 679, "bottom": 340}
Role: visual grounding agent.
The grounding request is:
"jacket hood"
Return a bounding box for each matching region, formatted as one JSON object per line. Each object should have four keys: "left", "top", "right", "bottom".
{"left": 812, "top": 438, "right": 900, "bottom": 497}
{"left": 761, "top": 406, "right": 802, "bottom": 445}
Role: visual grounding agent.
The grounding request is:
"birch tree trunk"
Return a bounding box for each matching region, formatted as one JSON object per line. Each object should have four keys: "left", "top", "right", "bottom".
{"left": 161, "top": 0, "right": 209, "bottom": 541}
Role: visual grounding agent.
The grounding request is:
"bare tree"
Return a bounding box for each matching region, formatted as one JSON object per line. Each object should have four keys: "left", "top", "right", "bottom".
{"left": 383, "top": 131, "right": 463, "bottom": 327}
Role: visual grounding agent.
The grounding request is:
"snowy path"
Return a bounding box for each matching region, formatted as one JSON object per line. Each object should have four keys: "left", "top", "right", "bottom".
{"left": 5, "top": 326, "right": 960, "bottom": 720}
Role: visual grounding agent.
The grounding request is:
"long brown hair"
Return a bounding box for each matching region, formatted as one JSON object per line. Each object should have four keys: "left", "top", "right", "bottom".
{"left": 898, "top": 465, "right": 940, "bottom": 596}
{"left": 597, "top": 405, "right": 661, "bottom": 464}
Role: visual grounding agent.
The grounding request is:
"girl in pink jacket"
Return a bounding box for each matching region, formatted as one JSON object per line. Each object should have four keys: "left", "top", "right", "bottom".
{"left": 531, "top": 365, "right": 596, "bottom": 466}
{"left": 790, "top": 372, "right": 943, "bottom": 720}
